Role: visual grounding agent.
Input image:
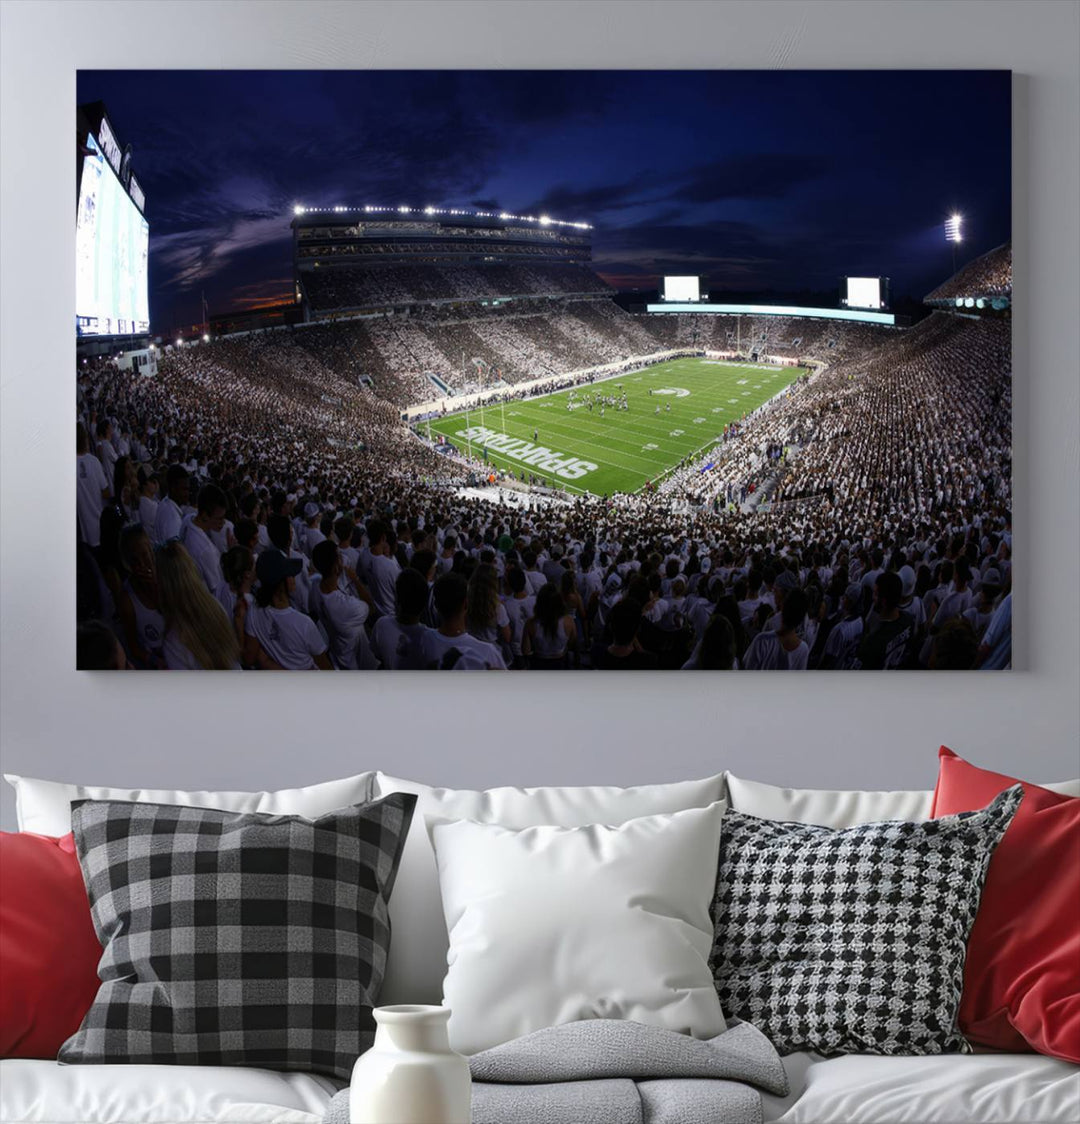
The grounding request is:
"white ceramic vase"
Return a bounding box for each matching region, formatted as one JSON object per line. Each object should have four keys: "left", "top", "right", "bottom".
{"left": 350, "top": 1005, "right": 471, "bottom": 1124}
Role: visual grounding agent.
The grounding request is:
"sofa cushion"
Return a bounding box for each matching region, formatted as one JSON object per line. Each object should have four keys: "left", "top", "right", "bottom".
{"left": 431, "top": 802, "right": 727, "bottom": 1054}
{"left": 932, "top": 747, "right": 1080, "bottom": 1062}
{"left": 762, "top": 1050, "right": 1080, "bottom": 1123}
{"left": 711, "top": 787, "right": 1023, "bottom": 1056}
{"left": 3, "top": 772, "right": 376, "bottom": 836}
{"left": 3, "top": 1052, "right": 1076, "bottom": 1124}
{"left": 372, "top": 771, "right": 726, "bottom": 1005}
{"left": 0, "top": 1058, "right": 339, "bottom": 1123}
{"left": 0, "top": 832, "right": 101, "bottom": 1058}
{"left": 59, "top": 795, "right": 415, "bottom": 1081}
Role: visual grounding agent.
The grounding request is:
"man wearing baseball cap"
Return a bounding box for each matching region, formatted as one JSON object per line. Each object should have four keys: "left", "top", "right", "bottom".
{"left": 243, "top": 550, "right": 331, "bottom": 670}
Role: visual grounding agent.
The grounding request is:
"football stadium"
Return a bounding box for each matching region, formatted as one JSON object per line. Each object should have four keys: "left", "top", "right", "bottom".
{"left": 75, "top": 99, "right": 1014, "bottom": 673}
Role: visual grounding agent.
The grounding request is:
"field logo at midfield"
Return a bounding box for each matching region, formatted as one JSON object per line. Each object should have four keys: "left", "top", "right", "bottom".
{"left": 454, "top": 425, "right": 599, "bottom": 481}
{"left": 653, "top": 387, "right": 690, "bottom": 398}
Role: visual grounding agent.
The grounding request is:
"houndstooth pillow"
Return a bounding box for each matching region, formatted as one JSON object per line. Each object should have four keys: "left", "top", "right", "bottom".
{"left": 710, "top": 785, "right": 1022, "bottom": 1057}
{"left": 59, "top": 793, "right": 416, "bottom": 1080}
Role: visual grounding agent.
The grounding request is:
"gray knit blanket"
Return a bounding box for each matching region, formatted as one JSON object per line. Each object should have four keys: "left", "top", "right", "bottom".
{"left": 324, "top": 1018, "right": 788, "bottom": 1124}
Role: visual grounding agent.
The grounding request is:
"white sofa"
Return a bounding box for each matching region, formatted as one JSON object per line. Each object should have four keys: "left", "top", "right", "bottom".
{"left": 2, "top": 769, "right": 1078, "bottom": 1124}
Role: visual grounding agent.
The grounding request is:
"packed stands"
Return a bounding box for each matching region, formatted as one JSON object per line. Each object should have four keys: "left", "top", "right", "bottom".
{"left": 76, "top": 244, "right": 1013, "bottom": 672}
{"left": 925, "top": 241, "right": 1011, "bottom": 304}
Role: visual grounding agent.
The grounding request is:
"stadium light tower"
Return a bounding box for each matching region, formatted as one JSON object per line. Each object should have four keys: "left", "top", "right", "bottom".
{"left": 945, "top": 213, "right": 963, "bottom": 273}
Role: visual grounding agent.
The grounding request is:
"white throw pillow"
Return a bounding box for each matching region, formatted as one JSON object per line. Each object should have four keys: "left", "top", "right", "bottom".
{"left": 430, "top": 802, "right": 728, "bottom": 1055}
{"left": 373, "top": 772, "right": 725, "bottom": 1005}
{"left": 723, "top": 771, "right": 1080, "bottom": 828}
{"left": 3, "top": 772, "right": 376, "bottom": 836}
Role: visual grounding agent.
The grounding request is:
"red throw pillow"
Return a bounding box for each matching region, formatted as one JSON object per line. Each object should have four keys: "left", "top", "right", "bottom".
{"left": 932, "top": 746, "right": 1080, "bottom": 1062}
{"left": 0, "top": 832, "right": 102, "bottom": 1057}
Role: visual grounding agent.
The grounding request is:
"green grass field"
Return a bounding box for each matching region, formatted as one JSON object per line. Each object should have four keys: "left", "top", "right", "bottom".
{"left": 422, "top": 357, "right": 807, "bottom": 496}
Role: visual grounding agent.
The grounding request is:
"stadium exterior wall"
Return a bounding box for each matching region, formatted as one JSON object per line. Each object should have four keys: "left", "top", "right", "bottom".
{"left": 1, "top": 2, "right": 1078, "bottom": 830}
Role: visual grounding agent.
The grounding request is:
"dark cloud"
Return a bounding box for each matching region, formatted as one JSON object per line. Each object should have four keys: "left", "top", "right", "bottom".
{"left": 669, "top": 154, "right": 832, "bottom": 204}
{"left": 521, "top": 175, "right": 666, "bottom": 221}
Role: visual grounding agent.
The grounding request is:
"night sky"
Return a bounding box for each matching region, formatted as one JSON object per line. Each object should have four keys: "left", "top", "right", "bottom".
{"left": 76, "top": 70, "right": 1011, "bottom": 334}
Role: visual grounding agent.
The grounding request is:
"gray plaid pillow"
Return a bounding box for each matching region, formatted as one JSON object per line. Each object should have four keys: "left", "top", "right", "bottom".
{"left": 710, "top": 785, "right": 1022, "bottom": 1057}
{"left": 59, "top": 793, "right": 416, "bottom": 1079}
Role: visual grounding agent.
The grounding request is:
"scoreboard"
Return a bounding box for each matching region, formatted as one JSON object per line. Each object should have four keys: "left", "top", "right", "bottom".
{"left": 841, "top": 277, "right": 889, "bottom": 311}
{"left": 661, "top": 276, "right": 705, "bottom": 302}
{"left": 76, "top": 107, "right": 149, "bottom": 337}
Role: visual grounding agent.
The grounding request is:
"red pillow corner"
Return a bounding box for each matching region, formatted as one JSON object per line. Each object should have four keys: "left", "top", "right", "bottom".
{"left": 0, "top": 831, "right": 102, "bottom": 1058}
{"left": 932, "top": 749, "right": 1080, "bottom": 1064}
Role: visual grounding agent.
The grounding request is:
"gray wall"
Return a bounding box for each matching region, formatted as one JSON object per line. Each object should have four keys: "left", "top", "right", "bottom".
{"left": 2, "top": 1, "right": 1078, "bottom": 831}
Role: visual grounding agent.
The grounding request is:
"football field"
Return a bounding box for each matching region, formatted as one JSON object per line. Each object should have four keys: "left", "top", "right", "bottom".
{"left": 423, "top": 357, "right": 807, "bottom": 496}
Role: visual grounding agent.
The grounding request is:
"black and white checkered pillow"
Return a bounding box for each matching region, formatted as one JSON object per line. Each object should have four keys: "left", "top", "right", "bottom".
{"left": 710, "top": 785, "right": 1022, "bottom": 1057}
{"left": 59, "top": 793, "right": 416, "bottom": 1080}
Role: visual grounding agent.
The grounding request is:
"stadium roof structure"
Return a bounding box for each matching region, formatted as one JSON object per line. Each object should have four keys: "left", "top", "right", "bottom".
{"left": 925, "top": 241, "right": 1011, "bottom": 310}
{"left": 291, "top": 204, "right": 591, "bottom": 230}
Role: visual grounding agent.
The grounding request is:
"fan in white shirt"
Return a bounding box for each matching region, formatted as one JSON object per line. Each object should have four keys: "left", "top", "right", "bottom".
{"left": 244, "top": 550, "right": 331, "bottom": 671}
{"left": 521, "top": 550, "right": 547, "bottom": 596}
{"left": 299, "top": 502, "right": 325, "bottom": 557}
{"left": 501, "top": 567, "right": 537, "bottom": 661}
{"left": 137, "top": 471, "right": 160, "bottom": 539}
{"left": 310, "top": 540, "right": 376, "bottom": 669}
{"left": 216, "top": 545, "right": 256, "bottom": 649}
{"left": 265, "top": 513, "right": 314, "bottom": 615}
{"left": 181, "top": 483, "right": 228, "bottom": 596}
{"left": 96, "top": 419, "right": 118, "bottom": 484}
{"left": 820, "top": 585, "right": 865, "bottom": 670}
{"left": 76, "top": 424, "right": 111, "bottom": 548}
{"left": 372, "top": 567, "right": 431, "bottom": 670}
{"left": 115, "top": 526, "right": 165, "bottom": 668}
{"left": 421, "top": 573, "right": 506, "bottom": 670}
{"left": 153, "top": 465, "right": 190, "bottom": 545}
{"left": 743, "top": 590, "right": 810, "bottom": 671}
{"left": 366, "top": 520, "right": 402, "bottom": 618}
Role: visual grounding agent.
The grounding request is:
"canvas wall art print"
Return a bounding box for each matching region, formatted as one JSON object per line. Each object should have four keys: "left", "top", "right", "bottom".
{"left": 74, "top": 70, "right": 1012, "bottom": 671}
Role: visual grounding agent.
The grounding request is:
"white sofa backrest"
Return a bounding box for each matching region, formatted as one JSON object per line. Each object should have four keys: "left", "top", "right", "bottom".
{"left": 3, "top": 772, "right": 377, "bottom": 836}
{"left": 723, "top": 771, "right": 1080, "bottom": 828}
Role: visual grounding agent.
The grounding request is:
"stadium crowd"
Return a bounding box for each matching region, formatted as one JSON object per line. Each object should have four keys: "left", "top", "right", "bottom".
{"left": 77, "top": 239, "right": 1016, "bottom": 671}
{"left": 222, "top": 300, "right": 900, "bottom": 411}
{"left": 926, "top": 242, "right": 1012, "bottom": 301}
{"left": 76, "top": 290, "right": 1013, "bottom": 672}
{"left": 301, "top": 261, "right": 609, "bottom": 314}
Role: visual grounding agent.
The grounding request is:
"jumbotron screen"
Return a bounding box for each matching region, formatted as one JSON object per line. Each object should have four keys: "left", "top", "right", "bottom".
{"left": 843, "top": 276, "right": 886, "bottom": 311}
{"left": 76, "top": 133, "right": 149, "bottom": 336}
{"left": 661, "top": 275, "right": 702, "bottom": 302}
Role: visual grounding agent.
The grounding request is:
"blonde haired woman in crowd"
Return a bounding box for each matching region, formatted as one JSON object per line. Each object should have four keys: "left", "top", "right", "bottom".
{"left": 466, "top": 563, "right": 511, "bottom": 651}
{"left": 156, "top": 541, "right": 241, "bottom": 670}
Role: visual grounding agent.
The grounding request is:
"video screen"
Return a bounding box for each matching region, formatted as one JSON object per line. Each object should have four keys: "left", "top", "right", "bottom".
{"left": 844, "top": 277, "right": 884, "bottom": 310}
{"left": 76, "top": 133, "right": 149, "bottom": 336}
{"left": 662, "top": 275, "right": 702, "bottom": 302}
